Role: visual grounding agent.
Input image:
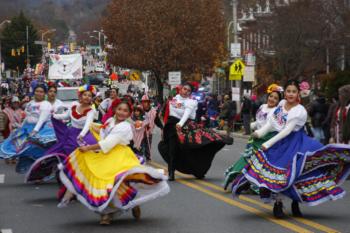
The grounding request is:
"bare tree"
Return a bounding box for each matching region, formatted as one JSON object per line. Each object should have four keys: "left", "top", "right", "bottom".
{"left": 256, "top": 0, "right": 350, "bottom": 81}
{"left": 102, "top": 0, "right": 225, "bottom": 98}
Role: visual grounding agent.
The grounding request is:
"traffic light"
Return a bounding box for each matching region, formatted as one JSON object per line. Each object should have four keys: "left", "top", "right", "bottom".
{"left": 11, "top": 49, "right": 16, "bottom": 56}
{"left": 47, "top": 39, "right": 51, "bottom": 50}
{"left": 21, "top": 46, "right": 25, "bottom": 53}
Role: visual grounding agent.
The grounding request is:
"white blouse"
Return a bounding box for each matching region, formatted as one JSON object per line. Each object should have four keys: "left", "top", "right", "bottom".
{"left": 99, "top": 98, "right": 113, "bottom": 113}
{"left": 254, "top": 99, "right": 307, "bottom": 150}
{"left": 50, "top": 99, "right": 64, "bottom": 113}
{"left": 251, "top": 104, "right": 276, "bottom": 130}
{"left": 24, "top": 100, "right": 52, "bottom": 132}
{"left": 98, "top": 118, "right": 133, "bottom": 154}
{"left": 269, "top": 100, "right": 307, "bottom": 132}
{"left": 53, "top": 104, "right": 95, "bottom": 138}
{"left": 169, "top": 94, "right": 198, "bottom": 127}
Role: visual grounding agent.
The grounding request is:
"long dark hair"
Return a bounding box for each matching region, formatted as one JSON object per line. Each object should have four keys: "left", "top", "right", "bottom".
{"left": 182, "top": 82, "right": 195, "bottom": 93}
{"left": 284, "top": 79, "right": 300, "bottom": 92}
{"left": 34, "top": 84, "right": 48, "bottom": 93}
{"left": 268, "top": 91, "right": 282, "bottom": 102}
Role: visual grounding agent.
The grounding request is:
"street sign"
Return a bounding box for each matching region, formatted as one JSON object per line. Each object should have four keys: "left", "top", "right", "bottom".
{"left": 243, "top": 66, "right": 255, "bottom": 82}
{"left": 229, "top": 59, "right": 245, "bottom": 80}
{"left": 230, "top": 43, "right": 241, "bottom": 58}
{"left": 245, "top": 51, "right": 256, "bottom": 66}
{"left": 130, "top": 71, "right": 140, "bottom": 81}
{"left": 232, "top": 87, "right": 240, "bottom": 101}
{"left": 34, "top": 41, "right": 47, "bottom": 46}
{"left": 168, "top": 71, "right": 181, "bottom": 86}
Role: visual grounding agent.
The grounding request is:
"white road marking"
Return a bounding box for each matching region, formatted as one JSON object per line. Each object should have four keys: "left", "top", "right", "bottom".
{"left": 1, "top": 229, "right": 13, "bottom": 233}
{"left": 0, "top": 174, "right": 5, "bottom": 183}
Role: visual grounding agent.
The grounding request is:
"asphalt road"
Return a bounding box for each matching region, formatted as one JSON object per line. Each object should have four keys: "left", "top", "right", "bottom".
{"left": 1, "top": 130, "right": 350, "bottom": 233}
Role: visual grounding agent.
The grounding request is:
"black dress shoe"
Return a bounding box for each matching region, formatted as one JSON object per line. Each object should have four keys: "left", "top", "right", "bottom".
{"left": 168, "top": 170, "right": 175, "bottom": 181}
{"left": 291, "top": 200, "right": 303, "bottom": 217}
{"left": 236, "top": 182, "right": 250, "bottom": 194}
{"left": 273, "top": 201, "right": 285, "bottom": 218}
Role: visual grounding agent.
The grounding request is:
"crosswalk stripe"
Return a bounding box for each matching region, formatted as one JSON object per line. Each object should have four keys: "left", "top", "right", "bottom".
{"left": 0, "top": 174, "right": 5, "bottom": 184}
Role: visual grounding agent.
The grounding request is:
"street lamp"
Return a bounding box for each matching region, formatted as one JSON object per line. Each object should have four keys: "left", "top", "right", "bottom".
{"left": 0, "top": 20, "right": 11, "bottom": 28}
{"left": 41, "top": 29, "right": 56, "bottom": 63}
{"left": 41, "top": 28, "right": 56, "bottom": 41}
{"left": 93, "top": 29, "right": 108, "bottom": 52}
{"left": 0, "top": 20, "right": 11, "bottom": 81}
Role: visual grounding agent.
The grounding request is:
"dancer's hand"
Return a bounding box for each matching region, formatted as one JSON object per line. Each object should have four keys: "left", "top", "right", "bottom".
{"left": 77, "top": 135, "right": 83, "bottom": 141}
{"left": 92, "top": 124, "right": 100, "bottom": 133}
{"left": 30, "top": 130, "right": 38, "bottom": 137}
{"left": 79, "top": 146, "right": 89, "bottom": 153}
{"left": 176, "top": 124, "right": 182, "bottom": 131}
{"left": 251, "top": 131, "right": 259, "bottom": 138}
{"left": 261, "top": 144, "right": 268, "bottom": 151}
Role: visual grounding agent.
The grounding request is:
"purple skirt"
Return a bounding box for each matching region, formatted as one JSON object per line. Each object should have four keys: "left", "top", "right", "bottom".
{"left": 25, "top": 118, "right": 97, "bottom": 183}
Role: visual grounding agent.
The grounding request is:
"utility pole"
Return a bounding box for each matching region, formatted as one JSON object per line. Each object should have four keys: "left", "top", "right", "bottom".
{"left": 0, "top": 40, "right": 2, "bottom": 82}
{"left": 232, "top": 0, "right": 241, "bottom": 112}
{"left": 26, "top": 25, "right": 30, "bottom": 69}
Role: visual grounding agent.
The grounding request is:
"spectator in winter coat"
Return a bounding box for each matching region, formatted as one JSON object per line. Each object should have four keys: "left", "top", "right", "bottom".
{"left": 208, "top": 94, "right": 219, "bottom": 128}
{"left": 308, "top": 94, "right": 328, "bottom": 143}
{"left": 241, "top": 94, "right": 252, "bottom": 135}
{"left": 330, "top": 85, "right": 350, "bottom": 144}
{"left": 322, "top": 95, "right": 338, "bottom": 144}
{"left": 219, "top": 95, "right": 236, "bottom": 136}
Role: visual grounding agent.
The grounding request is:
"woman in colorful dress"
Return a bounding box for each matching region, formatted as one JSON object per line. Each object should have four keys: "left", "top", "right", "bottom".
{"left": 158, "top": 83, "right": 233, "bottom": 181}
{"left": 231, "top": 80, "right": 350, "bottom": 218}
{"left": 57, "top": 98, "right": 169, "bottom": 225}
{"left": 0, "top": 84, "right": 56, "bottom": 173}
{"left": 3, "top": 96, "right": 25, "bottom": 136}
{"left": 2, "top": 96, "right": 25, "bottom": 164}
{"left": 47, "top": 84, "right": 64, "bottom": 113}
{"left": 25, "top": 85, "right": 97, "bottom": 183}
{"left": 99, "top": 87, "right": 119, "bottom": 117}
{"left": 224, "top": 84, "right": 283, "bottom": 191}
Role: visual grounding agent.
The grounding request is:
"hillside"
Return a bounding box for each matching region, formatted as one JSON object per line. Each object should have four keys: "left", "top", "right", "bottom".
{"left": 0, "top": 0, "right": 110, "bottom": 42}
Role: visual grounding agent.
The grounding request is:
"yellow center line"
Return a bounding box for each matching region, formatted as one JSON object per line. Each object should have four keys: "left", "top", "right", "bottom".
{"left": 149, "top": 161, "right": 313, "bottom": 233}
{"left": 150, "top": 161, "right": 340, "bottom": 233}
{"left": 193, "top": 179, "right": 340, "bottom": 233}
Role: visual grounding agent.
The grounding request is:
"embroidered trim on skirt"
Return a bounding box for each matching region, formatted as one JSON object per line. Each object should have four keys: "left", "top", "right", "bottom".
{"left": 0, "top": 121, "right": 56, "bottom": 159}
{"left": 158, "top": 116, "right": 233, "bottom": 177}
{"left": 231, "top": 130, "right": 350, "bottom": 206}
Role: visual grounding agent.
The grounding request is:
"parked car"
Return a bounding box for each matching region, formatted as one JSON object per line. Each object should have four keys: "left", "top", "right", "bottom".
{"left": 95, "top": 64, "right": 105, "bottom": 72}
{"left": 83, "top": 73, "right": 108, "bottom": 87}
{"left": 56, "top": 87, "right": 79, "bottom": 109}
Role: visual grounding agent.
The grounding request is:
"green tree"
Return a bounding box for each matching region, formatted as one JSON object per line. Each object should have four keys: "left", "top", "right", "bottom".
{"left": 1, "top": 11, "right": 41, "bottom": 71}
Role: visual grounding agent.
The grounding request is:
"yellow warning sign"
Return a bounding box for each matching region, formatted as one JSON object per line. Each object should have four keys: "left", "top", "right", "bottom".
{"left": 229, "top": 59, "right": 245, "bottom": 80}
{"left": 130, "top": 71, "right": 140, "bottom": 81}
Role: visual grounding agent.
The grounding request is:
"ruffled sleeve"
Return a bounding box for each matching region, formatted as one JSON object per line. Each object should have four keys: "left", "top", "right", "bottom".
{"left": 79, "top": 109, "right": 96, "bottom": 137}
{"left": 98, "top": 121, "right": 133, "bottom": 154}
{"left": 286, "top": 105, "right": 307, "bottom": 129}
{"left": 262, "top": 104, "right": 307, "bottom": 150}
{"left": 178, "top": 99, "right": 198, "bottom": 127}
{"left": 33, "top": 101, "right": 52, "bottom": 132}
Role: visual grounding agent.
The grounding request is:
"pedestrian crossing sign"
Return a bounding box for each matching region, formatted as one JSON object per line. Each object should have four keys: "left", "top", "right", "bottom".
{"left": 229, "top": 59, "right": 245, "bottom": 80}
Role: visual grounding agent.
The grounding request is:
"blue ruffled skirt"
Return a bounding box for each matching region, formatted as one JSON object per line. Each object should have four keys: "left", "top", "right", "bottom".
{"left": 232, "top": 130, "right": 350, "bottom": 206}
{"left": 0, "top": 121, "right": 56, "bottom": 173}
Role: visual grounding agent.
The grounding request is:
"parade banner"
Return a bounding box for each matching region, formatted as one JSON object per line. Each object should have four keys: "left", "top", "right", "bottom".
{"left": 48, "top": 54, "right": 82, "bottom": 80}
